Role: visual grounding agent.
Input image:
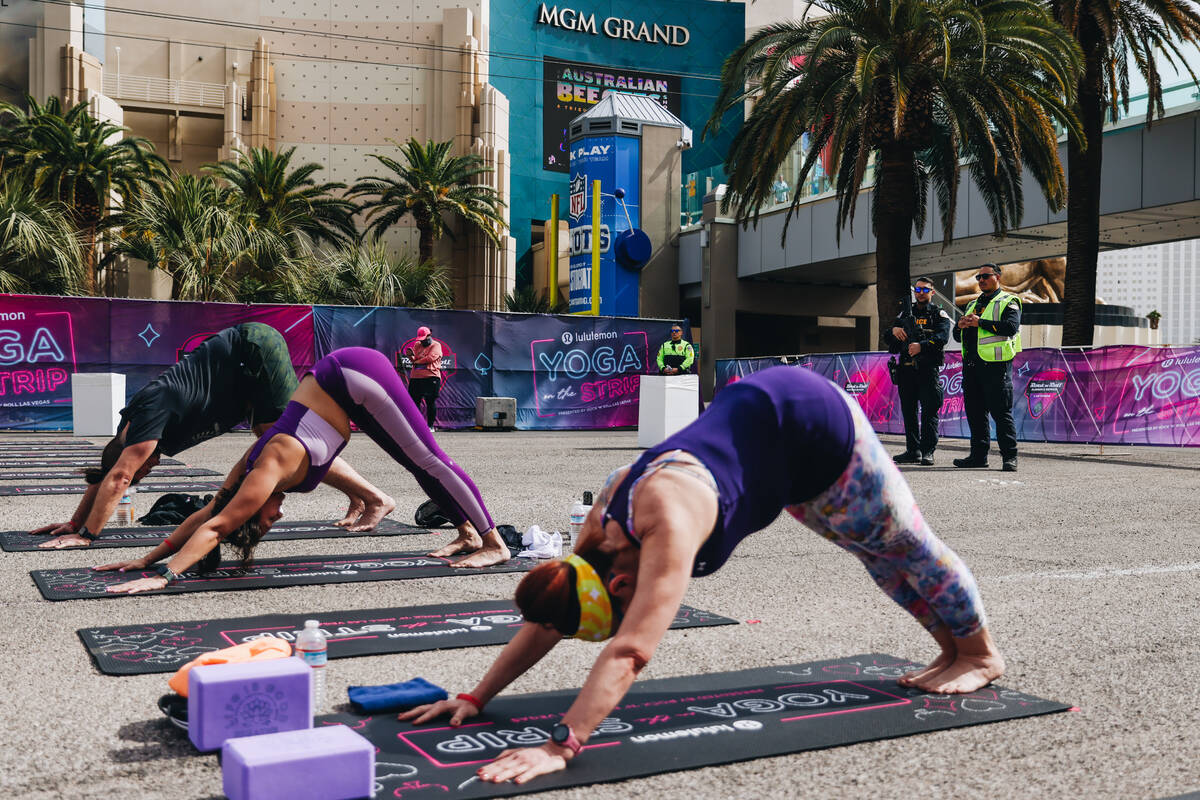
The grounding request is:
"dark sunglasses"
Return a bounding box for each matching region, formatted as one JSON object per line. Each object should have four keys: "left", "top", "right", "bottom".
{"left": 912, "top": 287, "right": 932, "bottom": 294}
{"left": 975, "top": 273, "right": 998, "bottom": 281}
{"left": 671, "top": 329, "right": 682, "bottom": 333}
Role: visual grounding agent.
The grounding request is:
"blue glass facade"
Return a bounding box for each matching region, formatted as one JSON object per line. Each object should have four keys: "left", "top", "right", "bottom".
{"left": 488, "top": 0, "right": 745, "bottom": 283}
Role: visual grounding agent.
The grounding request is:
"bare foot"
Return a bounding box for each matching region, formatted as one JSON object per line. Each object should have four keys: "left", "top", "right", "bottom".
{"left": 899, "top": 650, "right": 956, "bottom": 688}
{"left": 333, "top": 497, "right": 366, "bottom": 528}
{"left": 915, "top": 652, "right": 1006, "bottom": 694}
{"left": 429, "top": 530, "right": 484, "bottom": 558}
{"left": 450, "top": 541, "right": 511, "bottom": 568}
{"left": 346, "top": 493, "right": 396, "bottom": 532}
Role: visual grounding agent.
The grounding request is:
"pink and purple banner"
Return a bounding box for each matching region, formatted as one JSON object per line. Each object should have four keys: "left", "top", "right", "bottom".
{"left": 716, "top": 346, "right": 1200, "bottom": 447}
{"left": 0, "top": 294, "right": 679, "bottom": 431}
{"left": 0, "top": 295, "right": 313, "bottom": 430}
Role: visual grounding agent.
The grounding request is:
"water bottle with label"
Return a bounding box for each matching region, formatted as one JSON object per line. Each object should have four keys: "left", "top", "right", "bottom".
{"left": 295, "top": 619, "right": 328, "bottom": 713}
{"left": 565, "top": 491, "right": 593, "bottom": 551}
{"left": 112, "top": 488, "right": 135, "bottom": 526}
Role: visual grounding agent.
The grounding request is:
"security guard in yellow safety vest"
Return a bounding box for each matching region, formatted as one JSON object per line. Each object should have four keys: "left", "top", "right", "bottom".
{"left": 952, "top": 263, "right": 1022, "bottom": 472}
{"left": 657, "top": 325, "right": 695, "bottom": 375}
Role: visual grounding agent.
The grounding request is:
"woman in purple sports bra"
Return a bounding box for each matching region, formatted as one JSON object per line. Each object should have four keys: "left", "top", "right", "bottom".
{"left": 402, "top": 366, "right": 1005, "bottom": 787}
{"left": 99, "top": 348, "right": 507, "bottom": 594}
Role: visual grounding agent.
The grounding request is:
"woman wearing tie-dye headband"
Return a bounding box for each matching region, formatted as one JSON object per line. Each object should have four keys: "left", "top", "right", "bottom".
{"left": 403, "top": 366, "right": 1004, "bottom": 787}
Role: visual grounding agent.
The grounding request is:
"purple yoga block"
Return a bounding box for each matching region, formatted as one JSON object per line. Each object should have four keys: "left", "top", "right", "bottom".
{"left": 187, "top": 658, "right": 312, "bottom": 752}
{"left": 222, "top": 725, "right": 374, "bottom": 800}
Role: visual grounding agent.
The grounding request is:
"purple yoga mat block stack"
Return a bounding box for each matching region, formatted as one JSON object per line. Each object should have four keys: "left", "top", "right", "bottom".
{"left": 188, "top": 658, "right": 312, "bottom": 752}
{"left": 222, "top": 725, "right": 374, "bottom": 800}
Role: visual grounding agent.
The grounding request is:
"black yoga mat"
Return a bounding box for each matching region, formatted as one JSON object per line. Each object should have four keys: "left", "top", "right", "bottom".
{"left": 2, "top": 517, "right": 424, "bottom": 552}
{"left": 0, "top": 457, "right": 185, "bottom": 467}
{"left": 80, "top": 601, "right": 737, "bottom": 675}
{"left": 0, "top": 440, "right": 96, "bottom": 448}
{"left": 0, "top": 480, "right": 223, "bottom": 497}
{"left": 0, "top": 466, "right": 218, "bottom": 481}
{"left": 320, "top": 653, "right": 1070, "bottom": 799}
{"left": 33, "top": 550, "right": 539, "bottom": 600}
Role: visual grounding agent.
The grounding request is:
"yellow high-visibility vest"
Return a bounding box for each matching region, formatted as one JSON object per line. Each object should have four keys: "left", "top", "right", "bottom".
{"left": 965, "top": 291, "right": 1022, "bottom": 362}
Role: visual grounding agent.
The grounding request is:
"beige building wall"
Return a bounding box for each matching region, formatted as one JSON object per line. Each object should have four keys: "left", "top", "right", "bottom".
{"left": 22, "top": 0, "right": 514, "bottom": 308}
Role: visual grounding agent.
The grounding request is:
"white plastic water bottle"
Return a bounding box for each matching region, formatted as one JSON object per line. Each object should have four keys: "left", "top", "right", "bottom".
{"left": 566, "top": 491, "right": 593, "bottom": 551}
{"left": 295, "top": 619, "right": 328, "bottom": 712}
{"left": 112, "top": 488, "right": 135, "bottom": 526}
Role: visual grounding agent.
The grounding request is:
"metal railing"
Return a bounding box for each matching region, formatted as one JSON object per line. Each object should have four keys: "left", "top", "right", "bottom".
{"left": 102, "top": 73, "right": 226, "bottom": 109}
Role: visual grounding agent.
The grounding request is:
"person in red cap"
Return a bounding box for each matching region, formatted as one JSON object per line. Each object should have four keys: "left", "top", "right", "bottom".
{"left": 407, "top": 326, "right": 443, "bottom": 431}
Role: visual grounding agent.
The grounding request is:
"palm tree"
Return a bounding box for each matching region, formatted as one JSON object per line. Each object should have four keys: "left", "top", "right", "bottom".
{"left": 292, "top": 242, "right": 453, "bottom": 308}
{"left": 504, "top": 285, "right": 567, "bottom": 314}
{"left": 706, "top": 0, "right": 1082, "bottom": 341}
{"left": 1049, "top": 1, "right": 1200, "bottom": 346}
{"left": 109, "top": 172, "right": 287, "bottom": 302}
{"left": 0, "top": 95, "right": 166, "bottom": 295}
{"left": 0, "top": 174, "right": 85, "bottom": 294}
{"left": 350, "top": 138, "right": 506, "bottom": 262}
{"left": 206, "top": 146, "right": 359, "bottom": 264}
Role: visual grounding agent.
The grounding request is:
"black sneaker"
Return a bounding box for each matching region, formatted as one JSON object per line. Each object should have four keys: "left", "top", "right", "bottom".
{"left": 953, "top": 457, "right": 989, "bottom": 468}
{"left": 919, "top": 454, "right": 935, "bottom": 466}
{"left": 1002, "top": 458, "right": 1018, "bottom": 472}
{"left": 893, "top": 451, "right": 922, "bottom": 464}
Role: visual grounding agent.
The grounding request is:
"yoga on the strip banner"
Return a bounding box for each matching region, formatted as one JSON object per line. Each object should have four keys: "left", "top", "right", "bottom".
{"left": 716, "top": 345, "right": 1200, "bottom": 447}
{"left": 0, "top": 295, "right": 313, "bottom": 430}
{"left": 0, "top": 294, "right": 680, "bottom": 431}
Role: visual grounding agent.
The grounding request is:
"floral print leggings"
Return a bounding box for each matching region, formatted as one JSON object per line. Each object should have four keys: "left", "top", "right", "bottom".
{"left": 787, "top": 395, "right": 986, "bottom": 639}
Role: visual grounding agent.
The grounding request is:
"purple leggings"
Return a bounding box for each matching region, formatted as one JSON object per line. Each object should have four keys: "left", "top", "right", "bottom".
{"left": 312, "top": 347, "right": 495, "bottom": 533}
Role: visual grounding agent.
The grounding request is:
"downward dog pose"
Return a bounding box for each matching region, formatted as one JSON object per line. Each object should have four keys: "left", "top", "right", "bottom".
{"left": 403, "top": 366, "right": 1005, "bottom": 785}
{"left": 35, "top": 324, "right": 392, "bottom": 548}
{"left": 99, "top": 347, "right": 507, "bottom": 593}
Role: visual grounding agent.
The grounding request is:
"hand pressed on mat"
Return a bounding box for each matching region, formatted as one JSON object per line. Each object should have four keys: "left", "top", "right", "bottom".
{"left": 478, "top": 744, "right": 571, "bottom": 785}
{"left": 39, "top": 533, "right": 92, "bottom": 549}
{"left": 399, "top": 696, "right": 480, "bottom": 728}
{"left": 106, "top": 576, "right": 169, "bottom": 594}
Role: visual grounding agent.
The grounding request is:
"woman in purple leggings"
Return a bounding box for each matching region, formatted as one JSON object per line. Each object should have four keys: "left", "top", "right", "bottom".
{"left": 403, "top": 366, "right": 1005, "bottom": 787}
{"left": 99, "top": 348, "right": 507, "bottom": 593}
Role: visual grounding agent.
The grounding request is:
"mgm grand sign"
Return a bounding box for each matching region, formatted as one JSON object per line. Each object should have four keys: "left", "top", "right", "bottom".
{"left": 536, "top": 3, "right": 691, "bottom": 46}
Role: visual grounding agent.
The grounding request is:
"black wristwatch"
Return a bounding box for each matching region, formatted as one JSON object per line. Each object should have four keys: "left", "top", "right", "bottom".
{"left": 77, "top": 527, "right": 98, "bottom": 541}
{"left": 154, "top": 563, "right": 181, "bottom": 584}
{"left": 550, "top": 722, "right": 582, "bottom": 757}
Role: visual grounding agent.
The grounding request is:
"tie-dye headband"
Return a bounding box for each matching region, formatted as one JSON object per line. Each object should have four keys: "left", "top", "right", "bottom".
{"left": 565, "top": 554, "right": 613, "bottom": 641}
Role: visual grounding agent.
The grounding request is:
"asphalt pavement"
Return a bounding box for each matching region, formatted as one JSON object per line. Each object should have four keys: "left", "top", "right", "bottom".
{"left": 0, "top": 429, "right": 1195, "bottom": 799}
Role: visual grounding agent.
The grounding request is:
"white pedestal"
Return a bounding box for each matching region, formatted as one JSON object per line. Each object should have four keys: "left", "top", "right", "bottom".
{"left": 637, "top": 375, "right": 699, "bottom": 448}
{"left": 71, "top": 373, "right": 125, "bottom": 437}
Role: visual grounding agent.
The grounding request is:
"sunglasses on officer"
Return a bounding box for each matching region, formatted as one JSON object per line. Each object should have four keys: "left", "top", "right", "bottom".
{"left": 670, "top": 328, "right": 682, "bottom": 333}
{"left": 975, "top": 271, "right": 999, "bottom": 282}
{"left": 912, "top": 286, "right": 932, "bottom": 294}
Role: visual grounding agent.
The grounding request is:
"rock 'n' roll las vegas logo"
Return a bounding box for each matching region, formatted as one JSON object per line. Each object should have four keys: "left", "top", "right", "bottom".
{"left": 1025, "top": 368, "right": 1067, "bottom": 418}
{"left": 569, "top": 173, "right": 588, "bottom": 220}
{"left": 844, "top": 371, "right": 870, "bottom": 396}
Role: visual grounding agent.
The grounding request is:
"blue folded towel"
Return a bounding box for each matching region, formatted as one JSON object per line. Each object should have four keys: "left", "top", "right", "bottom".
{"left": 347, "top": 677, "right": 448, "bottom": 713}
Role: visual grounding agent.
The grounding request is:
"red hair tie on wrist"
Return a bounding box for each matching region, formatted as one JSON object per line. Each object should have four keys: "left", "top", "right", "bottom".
{"left": 162, "top": 538, "right": 179, "bottom": 553}
{"left": 456, "top": 692, "right": 483, "bottom": 711}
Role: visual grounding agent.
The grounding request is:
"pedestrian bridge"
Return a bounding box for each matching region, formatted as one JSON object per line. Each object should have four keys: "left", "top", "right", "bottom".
{"left": 680, "top": 101, "right": 1200, "bottom": 286}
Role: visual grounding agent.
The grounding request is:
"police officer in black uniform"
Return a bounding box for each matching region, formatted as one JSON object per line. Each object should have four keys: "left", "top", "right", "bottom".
{"left": 883, "top": 277, "right": 951, "bottom": 465}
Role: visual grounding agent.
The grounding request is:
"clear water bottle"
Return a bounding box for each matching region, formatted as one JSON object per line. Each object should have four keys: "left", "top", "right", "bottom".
{"left": 112, "top": 488, "right": 135, "bottom": 526}
{"left": 566, "top": 491, "right": 593, "bottom": 551}
{"left": 295, "top": 619, "right": 328, "bottom": 713}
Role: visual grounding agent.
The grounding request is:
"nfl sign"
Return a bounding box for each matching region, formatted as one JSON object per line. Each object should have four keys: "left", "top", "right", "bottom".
{"left": 569, "top": 173, "right": 588, "bottom": 220}
{"left": 567, "top": 133, "right": 641, "bottom": 315}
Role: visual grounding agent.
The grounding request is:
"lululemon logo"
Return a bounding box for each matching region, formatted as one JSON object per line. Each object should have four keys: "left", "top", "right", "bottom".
{"left": 561, "top": 332, "right": 574, "bottom": 345}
